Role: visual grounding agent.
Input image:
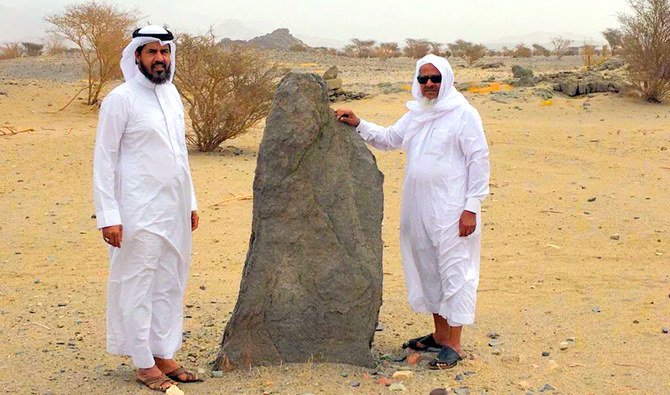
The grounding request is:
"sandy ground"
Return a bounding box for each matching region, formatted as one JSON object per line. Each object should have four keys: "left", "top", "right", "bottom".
{"left": 1, "top": 53, "right": 669, "bottom": 394}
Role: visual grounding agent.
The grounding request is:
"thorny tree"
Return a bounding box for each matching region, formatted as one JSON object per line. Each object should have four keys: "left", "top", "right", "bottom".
{"left": 45, "top": 1, "right": 137, "bottom": 105}
{"left": 175, "top": 33, "right": 280, "bottom": 152}
{"left": 619, "top": 0, "right": 670, "bottom": 102}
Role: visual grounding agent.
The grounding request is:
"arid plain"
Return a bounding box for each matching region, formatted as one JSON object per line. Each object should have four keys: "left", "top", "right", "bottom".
{"left": 1, "top": 52, "right": 669, "bottom": 394}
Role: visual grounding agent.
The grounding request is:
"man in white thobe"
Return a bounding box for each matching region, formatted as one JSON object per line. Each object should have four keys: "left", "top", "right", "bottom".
{"left": 93, "top": 26, "right": 200, "bottom": 391}
{"left": 336, "top": 54, "right": 490, "bottom": 369}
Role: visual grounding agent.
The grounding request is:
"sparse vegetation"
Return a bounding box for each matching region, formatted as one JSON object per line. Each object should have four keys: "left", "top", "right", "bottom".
{"left": 175, "top": 33, "right": 281, "bottom": 152}
{"left": 602, "top": 28, "right": 624, "bottom": 55}
{"left": 532, "top": 44, "right": 552, "bottom": 57}
{"left": 448, "top": 40, "right": 488, "bottom": 66}
{"left": 403, "top": 38, "right": 431, "bottom": 59}
{"left": 22, "top": 42, "right": 44, "bottom": 57}
{"left": 0, "top": 43, "right": 23, "bottom": 60}
{"left": 374, "top": 42, "right": 401, "bottom": 59}
{"left": 343, "top": 38, "right": 376, "bottom": 58}
{"left": 512, "top": 44, "right": 532, "bottom": 58}
{"left": 43, "top": 33, "right": 69, "bottom": 55}
{"left": 619, "top": 0, "right": 670, "bottom": 102}
{"left": 551, "top": 36, "right": 574, "bottom": 59}
{"left": 45, "top": 1, "right": 137, "bottom": 105}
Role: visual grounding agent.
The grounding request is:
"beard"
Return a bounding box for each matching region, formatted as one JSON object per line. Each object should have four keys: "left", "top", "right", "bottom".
{"left": 138, "top": 61, "right": 171, "bottom": 84}
{"left": 419, "top": 96, "right": 437, "bottom": 107}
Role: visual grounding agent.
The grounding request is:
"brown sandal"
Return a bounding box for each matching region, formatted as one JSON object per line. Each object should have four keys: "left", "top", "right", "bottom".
{"left": 136, "top": 373, "right": 176, "bottom": 392}
{"left": 165, "top": 366, "right": 202, "bottom": 383}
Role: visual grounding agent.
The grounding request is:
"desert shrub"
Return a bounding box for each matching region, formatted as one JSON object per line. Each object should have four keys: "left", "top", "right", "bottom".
{"left": 532, "top": 44, "right": 551, "bottom": 57}
{"left": 22, "top": 42, "right": 44, "bottom": 57}
{"left": 403, "top": 38, "right": 430, "bottom": 58}
{"left": 175, "top": 33, "right": 281, "bottom": 152}
{"left": 602, "top": 28, "right": 624, "bottom": 55}
{"left": 512, "top": 44, "right": 532, "bottom": 58}
{"left": 551, "top": 36, "right": 573, "bottom": 59}
{"left": 45, "top": 1, "right": 137, "bottom": 105}
{"left": 289, "top": 44, "right": 308, "bottom": 52}
{"left": 619, "top": 0, "right": 670, "bottom": 102}
{"left": 448, "top": 39, "right": 488, "bottom": 66}
{"left": 582, "top": 44, "right": 597, "bottom": 69}
{"left": 43, "top": 34, "right": 69, "bottom": 55}
{"left": 0, "top": 43, "right": 23, "bottom": 60}
{"left": 374, "top": 42, "right": 401, "bottom": 59}
{"left": 343, "top": 38, "right": 375, "bottom": 58}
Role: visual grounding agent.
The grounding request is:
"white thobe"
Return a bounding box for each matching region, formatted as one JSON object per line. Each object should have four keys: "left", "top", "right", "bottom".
{"left": 93, "top": 73, "right": 197, "bottom": 368}
{"left": 357, "top": 104, "right": 489, "bottom": 326}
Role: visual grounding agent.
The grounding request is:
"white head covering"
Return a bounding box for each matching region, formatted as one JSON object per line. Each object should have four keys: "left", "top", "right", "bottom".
{"left": 402, "top": 54, "right": 469, "bottom": 148}
{"left": 120, "top": 25, "right": 176, "bottom": 83}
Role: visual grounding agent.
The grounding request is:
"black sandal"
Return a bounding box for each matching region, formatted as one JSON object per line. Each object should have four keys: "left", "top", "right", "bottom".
{"left": 402, "top": 333, "right": 441, "bottom": 352}
{"left": 428, "top": 345, "right": 463, "bottom": 370}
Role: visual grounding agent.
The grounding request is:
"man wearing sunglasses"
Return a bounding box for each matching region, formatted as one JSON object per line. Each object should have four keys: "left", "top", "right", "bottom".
{"left": 336, "top": 54, "right": 490, "bottom": 370}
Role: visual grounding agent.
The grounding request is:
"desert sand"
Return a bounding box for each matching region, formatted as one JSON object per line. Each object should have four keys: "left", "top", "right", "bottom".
{"left": 1, "top": 52, "right": 669, "bottom": 394}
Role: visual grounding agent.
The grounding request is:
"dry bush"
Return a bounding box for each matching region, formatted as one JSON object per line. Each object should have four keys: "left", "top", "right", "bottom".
{"left": 22, "top": 42, "right": 44, "bottom": 56}
{"left": 374, "top": 42, "right": 401, "bottom": 59}
{"left": 428, "top": 41, "right": 447, "bottom": 57}
{"left": 602, "top": 28, "right": 624, "bottom": 55}
{"left": 551, "top": 36, "right": 573, "bottom": 59}
{"left": 448, "top": 39, "right": 488, "bottom": 66}
{"left": 512, "top": 44, "right": 532, "bottom": 58}
{"left": 175, "top": 33, "right": 281, "bottom": 152}
{"left": 582, "top": 44, "right": 597, "bottom": 69}
{"left": 45, "top": 1, "right": 137, "bottom": 105}
{"left": 532, "top": 44, "right": 551, "bottom": 56}
{"left": 403, "top": 38, "right": 431, "bottom": 58}
{"left": 0, "top": 43, "right": 23, "bottom": 60}
{"left": 43, "top": 34, "right": 69, "bottom": 55}
{"left": 344, "top": 38, "right": 376, "bottom": 58}
{"left": 619, "top": 0, "right": 670, "bottom": 102}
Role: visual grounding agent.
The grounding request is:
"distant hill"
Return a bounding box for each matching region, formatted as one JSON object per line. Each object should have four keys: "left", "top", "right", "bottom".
{"left": 218, "top": 28, "right": 308, "bottom": 50}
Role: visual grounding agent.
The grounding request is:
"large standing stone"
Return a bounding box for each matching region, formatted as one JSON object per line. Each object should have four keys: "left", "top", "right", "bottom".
{"left": 214, "top": 73, "right": 384, "bottom": 370}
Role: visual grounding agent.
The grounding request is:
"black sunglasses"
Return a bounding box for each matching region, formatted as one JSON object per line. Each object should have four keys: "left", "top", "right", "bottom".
{"left": 417, "top": 75, "right": 442, "bottom": 84}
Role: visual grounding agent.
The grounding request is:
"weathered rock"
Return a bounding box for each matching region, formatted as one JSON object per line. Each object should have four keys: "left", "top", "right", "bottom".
{"left": 512, "top": 65, "right": 534, "bottom": 78}
{"left": 480, "top": 62, "right": 504, "bottom": 69}
{"left": 323, "top": 66, "right": 339, "bottom": 79}
{"left": 598, "top": 57, "right": 625, "bottom": 71}
{"left": 215, "top": 73, "right": 384, "bottom": 370}
{"left": 325, "top": 77, "right": 343, "bottom": 91}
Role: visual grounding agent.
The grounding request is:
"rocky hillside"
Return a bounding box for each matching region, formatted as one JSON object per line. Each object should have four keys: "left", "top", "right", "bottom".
{"left": 218, "top": 28, "right": 308, "bottom": 50}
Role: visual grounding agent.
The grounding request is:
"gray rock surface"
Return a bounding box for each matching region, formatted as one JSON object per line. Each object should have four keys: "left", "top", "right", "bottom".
{"left": 512, "top": 65, "right": 534, "bottom": 78}
{"left": 215, "top": 72, "right": 384, "bottom": 370}
{"left": 323, "top": 66, "right": 339, "bottom": 79}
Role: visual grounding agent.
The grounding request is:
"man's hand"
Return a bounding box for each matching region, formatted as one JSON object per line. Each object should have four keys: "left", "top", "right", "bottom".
{"left": 335, "top": 109, "right": 361, "bottom": 127}
{"left": 459, "top": 211, "right": 476, "bottom": 237}
{"left": 102, "top": 225, "right": 123, "bottom": 248}
{"left": 191, "top": 211, "right": 199, "bottom": 231}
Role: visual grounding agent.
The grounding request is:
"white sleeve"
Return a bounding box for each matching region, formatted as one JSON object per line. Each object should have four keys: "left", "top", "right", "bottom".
{"left": 459, "top": 108, "right": 490, "bottom": 214}
{"left": 355, "top": 113, "right": 411, "bottom": 151}
{"left": 93, "top": 93, "right": 127, "bottom": 229}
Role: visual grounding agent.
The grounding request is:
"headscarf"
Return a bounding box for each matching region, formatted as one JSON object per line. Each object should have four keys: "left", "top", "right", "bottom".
{"left": 120, "top": 25, "right": 176, "bottom": 83}
{"left": 402, "top": 54, "right": 469, "bottom": 148}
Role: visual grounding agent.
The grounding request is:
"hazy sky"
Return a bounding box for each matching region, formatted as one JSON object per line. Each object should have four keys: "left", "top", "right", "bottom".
{"left": 1, "top": 0, "right": 631, "bottom": 47}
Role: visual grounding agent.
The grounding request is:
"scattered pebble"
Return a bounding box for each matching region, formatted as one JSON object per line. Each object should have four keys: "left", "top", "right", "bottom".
{"left": 592, "top": 306, "right": 601, "bottom": 313}
{"left": 34, "top": 278, "right": 40, "bottom": 284}
{"left": 375, "top": 377, "right": 393, "bottom": 386}
{"left": 566, "top": 337, "right": 576, "bottom": 343}
{"left": 349, "top": 381, "right": 360, "bottom": 387}
{"left": 375, "top": 322, "right": 385, "bottom": 331}
{"left": 487, "top": 331, "right": 500, "bottom": 339}
{"left": 518, "top": 380, "right": 531, "bottom": 390}
{"left": 542, "top": 351, "right": 550, "bottom": 357}
{"left": 662, "top": 327, "right": 669, "bottom": 334}
{"left": 488, "top": 339, "right": 503, "bottom": 347}
{"left": 463, "top": 371, "right": 476, "bottom": 376}
{"left": 455, "top": 374, "right": 464, "bottom": 382}
{"left": 165, "top": 385, "right": 184, "bottom": 395}
{"left": 587, "top": 197, "right": 596, "bottom": 202}
{"left": 392, "top": 371, "right": 413, "bottom": 380}
{"left": 491, "top": 349, "right": 502, "bottom": 356}
{"left": 340, "top": 372, "right": 349, "bottom": 378}
{"left": 429, "top": 389, "right": 449, "bottom": 395}
{"left": 633, "top": 320, "right": 639, "bottom": 324}
{"left": 453, "top": 387, "right": 470, "bottom": 395}
{"left": 407, "top": 353, "right": 421, "bottom": 365}
{"left": 211, "top": 370, "right": 223, "bottom": 378}
{"left": 389, "top": 383, "right": 406, "bottom": 392}
{"left": 559, "top": 341, "right": 569, "bottom": 350}
{"left": 539, "top": 383, "right": 556, "bottom": 392}
{"left": 610, "top": 234, "right": 620, "bottom": 240}
{"left": 197, "top": 368, "right": 205, "bottom": 375}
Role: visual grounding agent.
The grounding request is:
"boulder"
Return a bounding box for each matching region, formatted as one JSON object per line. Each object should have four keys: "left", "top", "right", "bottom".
{"left": 512, "top": 65, "right": 534, "bottom": 78}
{"left": 325, "top": 77, "right": 343, "bottom": 91}
{"left": 215, "top": 73, "right": 384, "bottom": 370}
{"left": 323, "top": 65, "right": 339, "bottom": 79}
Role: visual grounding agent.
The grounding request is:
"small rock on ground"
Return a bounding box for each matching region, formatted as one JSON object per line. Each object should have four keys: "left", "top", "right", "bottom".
{"left": 389, "top": 383, "right": 407, "bottom": 392}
